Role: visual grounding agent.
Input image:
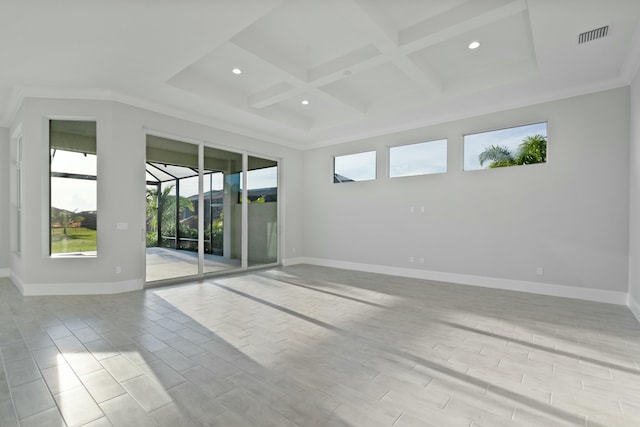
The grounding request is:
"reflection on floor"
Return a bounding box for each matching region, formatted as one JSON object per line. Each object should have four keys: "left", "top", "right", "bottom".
{"left": 0, "top": 265, "right": 639, "bottom": 426}
{"left": 145, "top": 247, "right": 241, "bottom": 282}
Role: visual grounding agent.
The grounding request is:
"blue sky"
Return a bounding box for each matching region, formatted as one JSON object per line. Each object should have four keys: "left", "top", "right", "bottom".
{"left": 390, "top": 139, "right": 447, "bottom": 178}
{"left": 334, "top": 151, "right": 376, "bottom": 181}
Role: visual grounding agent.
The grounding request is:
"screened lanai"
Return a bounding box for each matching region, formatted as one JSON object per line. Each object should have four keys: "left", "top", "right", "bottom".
{"left": 145, "top": 136, "right": 243, "bottom": 281}
{"left": 145, "top": 135, "right": 278, "bottom": 283}
{"left": 146, "top": 162, "right": 222, "bottom": 253}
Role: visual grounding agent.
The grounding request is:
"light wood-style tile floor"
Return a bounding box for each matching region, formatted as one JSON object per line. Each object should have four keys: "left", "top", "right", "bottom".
{"left": 1, "top": 265, "right": 639, "bottom": 426}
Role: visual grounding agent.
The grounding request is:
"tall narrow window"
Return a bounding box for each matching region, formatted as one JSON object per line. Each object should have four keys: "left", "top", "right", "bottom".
{"left": 15, "top": 136, "right": 22, "bottom": 254}
{"left": 50, "top": 120, "right": 97, "bottom": 256}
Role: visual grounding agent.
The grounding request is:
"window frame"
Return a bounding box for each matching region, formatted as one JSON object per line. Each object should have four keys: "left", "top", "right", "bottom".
{"left": 463, "top": 121, "right": 548, "bottom": 172}
{"left": 48, "top": 118, "right": 98, "bottom": 258}
{"left": 332, "top": 150, "right": 377, "bottom": 184}
{"left": 11, "top": 127, "right": 23, "bottom": 256}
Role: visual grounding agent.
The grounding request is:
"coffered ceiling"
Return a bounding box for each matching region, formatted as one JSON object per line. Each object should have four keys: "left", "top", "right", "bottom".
{"left": 1, "top": 0, "right": 639, "bottom": 148}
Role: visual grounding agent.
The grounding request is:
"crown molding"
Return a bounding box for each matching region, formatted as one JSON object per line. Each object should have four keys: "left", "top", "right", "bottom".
{"left": 305, "top": 76, "right": 630, "bottom": 150}
{"left": 1, "top": 73, "right": 632, "bottom": 151}
{"left": 0, "top": 86, "right": 303, "bottom": 150}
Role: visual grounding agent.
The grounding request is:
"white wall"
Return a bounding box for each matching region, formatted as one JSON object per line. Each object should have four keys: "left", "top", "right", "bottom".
{"left": 10, "top": 98, "right": 303, "bottom": 294}
{"left": 630, "top": 71, "right": 640, "bottom": 319}
{"left": 0, "top": 126, "right": 9, "bottom": 276}
{"left": 302, "top": 88, "right": 630, "bottom": 303}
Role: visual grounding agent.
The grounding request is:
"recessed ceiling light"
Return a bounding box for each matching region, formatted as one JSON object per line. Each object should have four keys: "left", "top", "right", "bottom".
{"left": 468, "top": 41, "right": 480, "bottom": 50}
{"left": 232, "top": 68, "right": 242, "bottom": 75}
{"left": 301, "top": 99, "right": 309, "bottom": 105}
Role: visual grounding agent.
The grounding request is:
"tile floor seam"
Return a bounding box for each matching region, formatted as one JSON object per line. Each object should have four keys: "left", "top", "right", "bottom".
{"left": 0, "top": 346, "right": 19, "bottom": 425}
{"left": 2, "top": 268, "right": 640, "bottom": 426}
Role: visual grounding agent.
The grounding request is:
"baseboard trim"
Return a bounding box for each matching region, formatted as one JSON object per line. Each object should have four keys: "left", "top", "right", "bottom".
{"left": 0, "top": 268, "right": 9, "bottom": 278}
{"left": 16, "top": 278, "right": 143, "bottom": 296}
{"left": 629, "top": 293, "right": 640, "bottom": 323}
{"left": 9, "top": 271, "right": 24, "bottom": 294}
{"left": 302, "top": 257, "right": 628, "bottom": 306}
{"left": 282, "top": 257, "right": 305, "bottom": 267}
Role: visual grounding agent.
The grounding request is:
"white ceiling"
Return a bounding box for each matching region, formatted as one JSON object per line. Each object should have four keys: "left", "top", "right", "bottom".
{"left": 1, "top": 0, "right": 639, "bottom": 149}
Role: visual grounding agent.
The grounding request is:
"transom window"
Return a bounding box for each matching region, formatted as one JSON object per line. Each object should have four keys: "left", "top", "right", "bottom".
{"left": 389, "top": 139, "right": 447, "bottom": 178}
{"left": 464, "top": 122, "right": 548, "bottom": 171}
{"left": 334, "top": 151, "right": 376, "bottom": 183}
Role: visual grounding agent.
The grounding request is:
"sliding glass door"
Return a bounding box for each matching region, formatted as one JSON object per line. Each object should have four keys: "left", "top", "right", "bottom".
{"left": 145, "top": 137, "right": 199, "bottom": 281}
{"left": 246, "top": 156, "right": 278, "bottom": 267}
{"left": 145, "top": 135, "right": 278, "bottom": 282}
{"left": 203, "top": 146, "right": 243, "bottom": 274}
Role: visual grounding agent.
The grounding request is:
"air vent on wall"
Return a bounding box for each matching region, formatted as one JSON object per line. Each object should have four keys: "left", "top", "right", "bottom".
{"left": 578, "top": 25, "right": 609, "bottom": 44}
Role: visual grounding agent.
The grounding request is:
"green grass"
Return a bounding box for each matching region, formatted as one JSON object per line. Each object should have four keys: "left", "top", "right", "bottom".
{"left": 51, "top": 227, "right": 97, "bottom": 254}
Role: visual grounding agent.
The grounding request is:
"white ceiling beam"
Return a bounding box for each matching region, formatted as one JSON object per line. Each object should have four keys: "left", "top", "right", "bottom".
{"left": 315, "top": 87, "right": 367, "bottom": 114}
{"left": 249, "top": 45, "right": 388, "bottom": 113}
{"left": 399, "top": 0, "right": 528, "bottom": 53}
{"left": 350, "top": 0, "right": 399, "bottom": 45}
{"left": 247, "top": 76, "right": 366, "bottom": 113}
{"left": 307, "top": 44, "right": 381, "bottom": 83}
{"left": 236, "top": 42, "right": 368, "bottom": 114}
{"left": 351, "top": 0, "right": 443, "bottom": 95}
{"left": 250, "top": 81, "right": 366, "bottom": 114}
{"left": 244, "top": 0, "right": 528, "bottom": 113}
{"left": 230, "top": 34, "right": 307, "bottom": 82}
{"left": 249, "top": 45, "right": 384, "bottom": 110}
{"left": 383, "top": 51, "right": 442, "bottom": 95}
{"left": 256, "top": 106, "right": 313, "bottom": 131}
{"left": 310, "top": 54, "right": 388, "bottom": 88}
{"left": 249, "top": 82, "right": 299, "bottom": 109}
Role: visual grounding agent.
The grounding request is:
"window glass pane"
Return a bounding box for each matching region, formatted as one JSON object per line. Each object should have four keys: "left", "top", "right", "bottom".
{"left": 241, "top": 163, "right": 278, "bottom": 202}
{"left": 203, "top": 171, "right": 224, "bottom": 258}
{"left": 202, "top": 146, "right": 242, "bottom": 274}
{"left": 50, "top": 120, "right": 97, "bottom": 256}
{"left": 159, "top": 181, "right": 177, "bottom": 248}
{"left": 390, "top": 139, "right": 447, "bottom": 178}
{"left": 247, "top": 157, "right": 278, "bottom": 266}
{"left": 178, "top": 175, "right": 199, "bottom": 253}
{"left": 464, "top": 122, "right": 548, "bottom": 171}
{"left": 13, "top": 136, "right": 22, "bottom": 253}
{"left": 145, "top": 137, "right": 199, "bottom": 281}
{"left": 334, "top": 151, "right": 376, "bottom": 183}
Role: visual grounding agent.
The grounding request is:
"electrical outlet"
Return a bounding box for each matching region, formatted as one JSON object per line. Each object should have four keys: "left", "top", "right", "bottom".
{"left": 115, "top": 266, "right": 122, "bottom": 274}
{"left": 536, "top": 267, "right": 543, "bottom": 275}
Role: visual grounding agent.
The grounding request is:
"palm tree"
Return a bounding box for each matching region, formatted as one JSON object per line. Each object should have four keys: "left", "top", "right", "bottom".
{"left": 478, "top": 145, "right": 515, "bottom": 168}
{"left": 515, "top": 134, "right": 547, "bottom": 165}
{"left": 478, "top": 134, "right": 547, "bottom": 168}
{"left": 146, "top": 187, "right": 159, "bottom": 230}
{"left": 146, "top": 184, "right": 194, "bottom": 246}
